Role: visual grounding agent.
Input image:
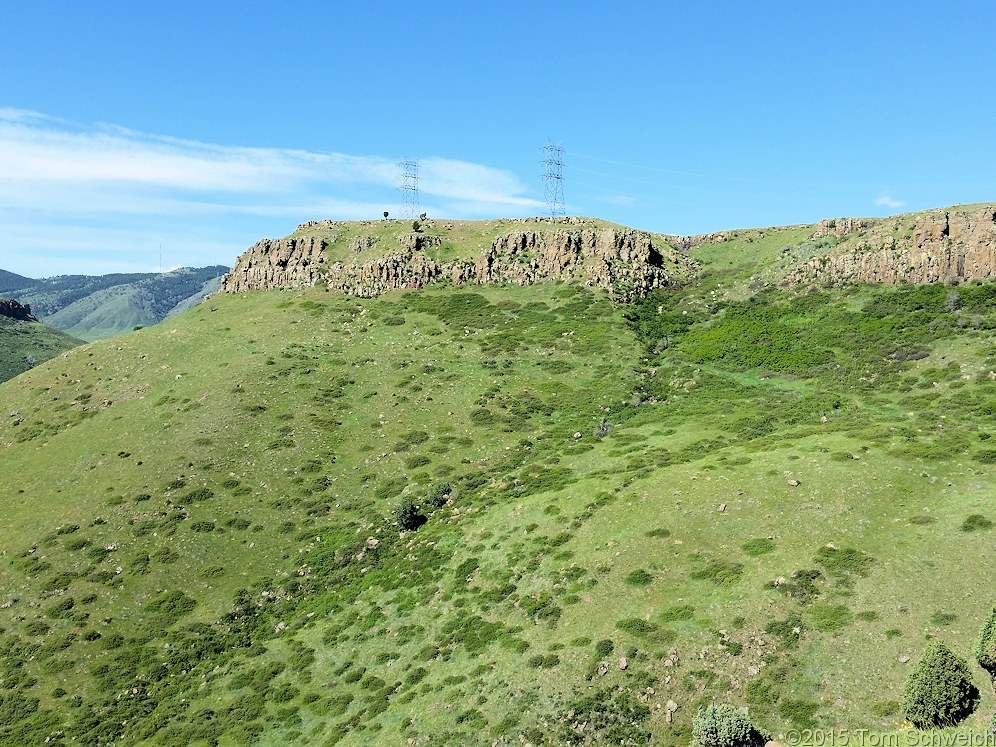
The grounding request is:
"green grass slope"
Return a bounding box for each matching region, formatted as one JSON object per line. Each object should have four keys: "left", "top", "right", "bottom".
{"left": 0, "top": 316, "right": 84, "bottom": 383}
{"left": 2, "top": 236, "right": 996, "bottom": 745}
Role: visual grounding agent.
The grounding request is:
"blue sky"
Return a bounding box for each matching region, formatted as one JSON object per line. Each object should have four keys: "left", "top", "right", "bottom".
{"left": 1, "top": 1, "right": 994, "bottom": 277}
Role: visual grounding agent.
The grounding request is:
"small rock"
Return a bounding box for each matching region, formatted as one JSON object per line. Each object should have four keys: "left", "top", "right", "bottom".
{"left": 717, "top": 503, "right": 727, "bottom": 513}
{"left": 665, "top": 700, "right": 678, "bottom": 723}
{"left": 787, "top": 479, "right": 800, "bottom": 487}
{"left": 899, "top": 655, "right": 911, "bottom": 664}
{"left": 596, "top": 661, "right": 609, "bottom": 677}
{"left": 573, "top": 432, "right": 582, "bottom": 439}
{"left": 618, "top": 657, "right": 628, "bottom": 670}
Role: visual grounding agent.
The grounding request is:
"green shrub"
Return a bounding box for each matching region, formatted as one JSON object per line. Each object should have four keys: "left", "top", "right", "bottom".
{"left": 690, "top": 559, "right": 744, "bottom": 586}
{"left": 742, "top": 538, "right": 775, "bottom": 556}
{"left": 961, "top": 514, "right": 994, "bottom": 532}
{"left": 394, "top": 497, "right": 425, "bottom": 532}
{"left": 624, "top": 569, "right": 653, "bottom": 586}
{"left": 659, "top": 604, "right": 695, "bottom": 623}
{"left": 691, "top": 703, "right": 764, "bottom": 747}
{"left": 146, "top": 590, "right": 197, "bottom": 623}
{"left": 901, "top": 640, "right": 978, "bottom": 728}
{"left": 425, "top": 482, "right": 451, "bottom": 509}
{"left": 972, "top": 606, "right": 996, "bottom": 678}
{"left": 594, "top": 639, "right": 614, "bottom": 657}
{"left": 931, "top": 611, "right": 957, "bottom": 627}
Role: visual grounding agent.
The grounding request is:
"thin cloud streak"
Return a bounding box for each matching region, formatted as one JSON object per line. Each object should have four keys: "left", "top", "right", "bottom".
{"left": 0, "top": 110, "right": 544, "bottom": 276}
{"left": 874, "top": 193, "right": 906, "bottom": 209}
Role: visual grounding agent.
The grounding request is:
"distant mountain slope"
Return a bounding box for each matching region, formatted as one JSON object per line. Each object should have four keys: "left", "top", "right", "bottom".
{"left": 165, "top": 273, "right": 223, "bottom": 318}
{"left": 0, "top": 299, "right": 83, "bottom": 382}
{"left": 0, "top": 269, "right": 34, "bottom": 293}
{"left": 2, "top": 265, "right": 229, "bottom": 340}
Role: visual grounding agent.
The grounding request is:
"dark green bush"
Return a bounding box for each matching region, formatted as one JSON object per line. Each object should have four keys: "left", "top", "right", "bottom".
{"left": 146, "top": 590, "right": 197, "bottom": 623}
{"left": 961, "top": 514, "right": 994, "bottom": 532}
{"left": 594, "top": 639, "right": 614, "bottom": 657}
{"left": 972, "top": 606, "right": 996, "bottom": 678}
{"left": 425, "top": 482, "right": 451, "bottom": 509}
{"left": 690, "top": 559, "right": 744, "bottom": 586}
{"left": 814, "top": 545, "right": 874, "bottom": 578}
{"left": 394, "top": 497, "right": 425, "bottom": 532}
{"left": 659, "top": 604, "right": 695, "bottom": 623}
{"left": 901, "top": 640, "right": 978, "bottom": 728}
{"left": 742, "top": 538, "right": 775, "bottom": 556}
{"left": 624, "top": 569, "right": 653, "bottom": 586}
{"left": 691, "top": 703, "right": 764, "bottom": 747}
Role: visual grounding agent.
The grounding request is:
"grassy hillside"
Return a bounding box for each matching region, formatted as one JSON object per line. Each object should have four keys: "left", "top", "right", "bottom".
{"left": 4, "top": 265, "right": 229, "bottom": 340}
{"left": 2, "top": 224, "right": 996, "bottom": 745}
{"left": 0, "top": 315, "right": 84, "bottom": 383}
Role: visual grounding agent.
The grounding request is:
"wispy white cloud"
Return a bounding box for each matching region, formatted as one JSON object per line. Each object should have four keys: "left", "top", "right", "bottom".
{"left": 0, "top": 109, "right": 543, "bottom": 276}
{"left": 874, "top": 192, "right": 906, "bottom": 210}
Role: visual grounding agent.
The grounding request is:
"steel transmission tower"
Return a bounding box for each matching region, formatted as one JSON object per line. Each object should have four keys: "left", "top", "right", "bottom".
{"left": 541, "top": 143, "right": 565, "bottom": 218}
{"left": 398, "top": 160, "right": 420, "bottom": 220}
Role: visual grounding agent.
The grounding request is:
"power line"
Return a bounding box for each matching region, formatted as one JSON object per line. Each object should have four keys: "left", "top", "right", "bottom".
{"left": 398, "top": 159, "right": 420, "bottom": 220}
{"left": 540, "top": 142, "right": 565, "bottom": 218}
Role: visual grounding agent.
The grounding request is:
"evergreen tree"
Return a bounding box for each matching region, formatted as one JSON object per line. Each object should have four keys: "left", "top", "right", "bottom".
{"left": 691, "top": 704, "right": 763, "bottom": 747}
{"left": 973, "top": 606, "right": 996, "bottom": 678}
{"left": 902, "top": 640, "right": 978, "bottom": 728}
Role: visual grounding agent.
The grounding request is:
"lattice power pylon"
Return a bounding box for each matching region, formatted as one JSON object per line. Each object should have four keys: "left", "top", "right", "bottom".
{"left": 398, "top": 159, "right": 420, "bottom": 220}
{"left": 541, "top": 143, "right": 565, "bottom": 218}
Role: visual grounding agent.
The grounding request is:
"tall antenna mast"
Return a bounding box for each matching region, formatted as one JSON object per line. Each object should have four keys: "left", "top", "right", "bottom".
{"left": 540, "top": 142, "right": 565, "bottom": 218}
{"left": 398, "top": 159, "right": 420, "bottom": 220}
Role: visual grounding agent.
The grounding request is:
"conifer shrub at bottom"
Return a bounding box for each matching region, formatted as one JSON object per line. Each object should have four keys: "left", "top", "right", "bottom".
{"left": 901, "top": 640, "right": 979, "bottom": 729}
{"left": 973, "top": 606, "right": 996, "bottom": 679}
{"left": 394, "top": 496, "right": 425, "bottom": 532}
{"left": 691, "top": 704, "right": 765, "bottom": 747}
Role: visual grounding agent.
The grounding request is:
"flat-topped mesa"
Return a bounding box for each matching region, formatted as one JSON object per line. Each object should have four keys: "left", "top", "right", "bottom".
{"left": 0, "top": 299, "right": 36, "bottom": 322}
{"left": 220, "top": 220, "right": 697, "bottom": 301}
{"left": 782, "top": 204, "right": 996, "bottom": 286}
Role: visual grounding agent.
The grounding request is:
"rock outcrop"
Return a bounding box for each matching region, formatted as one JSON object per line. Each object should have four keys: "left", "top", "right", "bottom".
{"left": 219, "top": 236, "right": 327, "bottom": 294}
{"left": 783, "top": 205, "right": 996, "bottom": 286}
{"left": 221, "top": 222, "right": 696, "bottom": 301}
{"left": 0, "top": 299, "right": 36, "bottom": 322}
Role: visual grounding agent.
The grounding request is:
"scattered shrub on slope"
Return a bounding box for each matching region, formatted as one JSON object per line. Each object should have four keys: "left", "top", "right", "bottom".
{"left": 973, "top": 606, "right": 996, "bottom": 679}
{"left": 691, "top": 703, "right": 765, "bottom": 747}
{"left": 901, "top": 640, "right": 978, "bottom": 729}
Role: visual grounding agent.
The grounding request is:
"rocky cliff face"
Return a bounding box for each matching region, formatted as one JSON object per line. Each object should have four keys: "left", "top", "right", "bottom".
{"left": 219, "top": 236, "right": 327, "bottom": 294}
{"left": 220, "top": 222, "right": 696, "bottom": 301}
{"left": 783, "top": 205, "right": 996, "bottom": 286}
{"left": 0, "top": 299, "right": 36, "bottom": 322}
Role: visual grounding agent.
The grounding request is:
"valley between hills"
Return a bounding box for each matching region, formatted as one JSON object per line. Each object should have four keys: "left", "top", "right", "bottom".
{"left": 2, "top": 204, "right": 996, "bottom": 745}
